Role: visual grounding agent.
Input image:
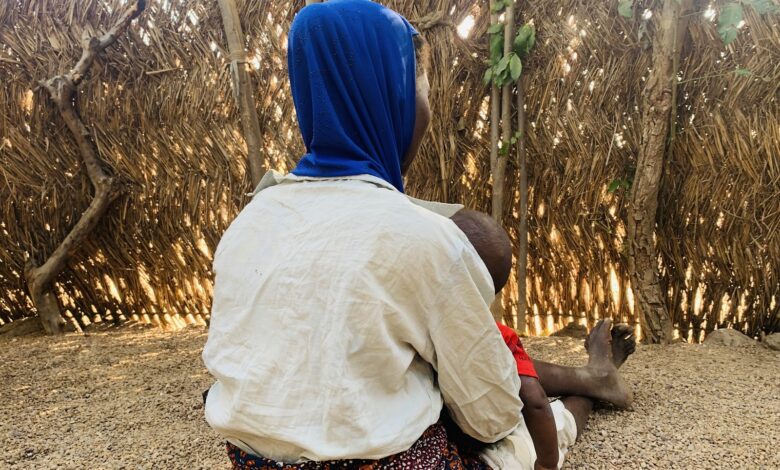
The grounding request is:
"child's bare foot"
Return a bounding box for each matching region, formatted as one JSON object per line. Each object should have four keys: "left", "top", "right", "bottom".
{"left": 584, "top": 321, "right": 636, "bottom": 369}
{"left": 584, "top": 319, "right": 634, "bottom": 408}
{"left": 610, "top": 323, "right": 636, "bottom": 368}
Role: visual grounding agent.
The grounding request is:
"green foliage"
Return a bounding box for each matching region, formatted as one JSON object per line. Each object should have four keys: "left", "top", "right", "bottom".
{"left": 513, "top": 23, "right": 536, "bottom": 58}
{"left": 509, "top": 54, "right": 523, "bottom": 81}
{"left": 483, "top": 67, "right": 493, "bottom": 84}
{"left": 617, "top": 0, "right": 777, "bottom": 45}
{"left": 482, "top": 18, "right": 536, "bottom": 87}
{"left": 608, "top": 178, "right": 633, "bottom": 194}
{"left": 618, "top": 0, "right": 634, "bottom": 18}
{"left": 717, "top": 1, "right": 777, "bottom": 45}
{"left": 718, "top": 2, "right": 743, "bottom": 44}
{"left": 484, "top": 52, "right": 521, "bottom": 86}
{"left": 490, "top": 0, "right": 513, "bottom": 13}
{"left": 489, "top": 31, "right": 504, "bottom": 64}
{"left": 733, "top": 68, "right": 752, "bottom": 76}
{"left": 495, "top": 54, "right": 510, "bottom": 74}
{"left": 747, "top": 0, "right": 779, "bottom": 14}
{"left": 487, "top": 23, "right": 504, "bottom": 34}
{"left": 499, "top": 131, "right": 523, "bottom": 154}
{"left": 483, "top": 22, "right": 536, "bottom": 87}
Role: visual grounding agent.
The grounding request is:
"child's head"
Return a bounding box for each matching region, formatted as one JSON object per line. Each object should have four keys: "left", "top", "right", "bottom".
{"left": 450, "top": 210, "right": 513, "bottom": 294}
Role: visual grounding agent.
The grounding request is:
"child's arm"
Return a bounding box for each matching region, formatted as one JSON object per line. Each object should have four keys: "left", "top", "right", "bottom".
{"left": 495, "top": 323, "right": 559, "bottom": 469}
{"left": 519, "top": 376, "right": 559, "bottom": 470}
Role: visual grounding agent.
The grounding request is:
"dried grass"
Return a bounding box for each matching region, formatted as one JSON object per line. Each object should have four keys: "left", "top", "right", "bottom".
{"left": 0, "top": 0, "right": 777, "bottom": 339}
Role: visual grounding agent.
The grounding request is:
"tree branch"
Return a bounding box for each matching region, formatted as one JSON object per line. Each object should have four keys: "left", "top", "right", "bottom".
{"left": 26, "top": 0, "right": 145, "bottom": 333}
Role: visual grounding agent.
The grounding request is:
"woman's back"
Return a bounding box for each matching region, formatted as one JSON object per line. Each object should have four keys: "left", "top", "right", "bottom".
{"left": 203, "top": 176, "right": 509, "bottom": 462}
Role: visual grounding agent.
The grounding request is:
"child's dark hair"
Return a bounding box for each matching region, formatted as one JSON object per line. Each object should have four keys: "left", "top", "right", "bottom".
{"left": 450, "top": 209, "right": 513, "bottom": 294}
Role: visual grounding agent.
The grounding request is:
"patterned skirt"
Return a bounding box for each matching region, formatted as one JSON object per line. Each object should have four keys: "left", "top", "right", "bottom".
{"left": 226, "top": 422, "right": 490, "bottom": 470}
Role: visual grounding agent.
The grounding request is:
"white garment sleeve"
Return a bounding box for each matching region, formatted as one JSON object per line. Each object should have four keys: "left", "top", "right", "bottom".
{"left": 422, "top": 245, "right": 523, "bottom": 443}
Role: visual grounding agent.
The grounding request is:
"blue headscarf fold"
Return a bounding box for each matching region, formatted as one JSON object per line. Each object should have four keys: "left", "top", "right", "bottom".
{"left": 287, "top": 0, "right": 418, "bottom": 192}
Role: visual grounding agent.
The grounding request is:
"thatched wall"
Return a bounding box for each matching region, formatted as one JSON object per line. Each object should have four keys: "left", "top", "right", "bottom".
{"left": 1, "top": 0, "right": 778, "bottom": 339}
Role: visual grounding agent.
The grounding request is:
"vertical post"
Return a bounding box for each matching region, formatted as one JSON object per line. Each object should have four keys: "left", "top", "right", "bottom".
{"left": 217, "top": 0, "right": 265, "bottom": 188}
{"left": 488, "top": 0, "right": 504, "bottom": 323}
{"left": 488, "top": 0, "right": 501, "bottom": 196}
{"left": 493, "top": 1, "right": 514, "bottom": 225}
{"left": 515, "top": 73, "right": 528, "bottom": 335}
{"left": 496, "top": 1, "right": 516, "bottom": 327}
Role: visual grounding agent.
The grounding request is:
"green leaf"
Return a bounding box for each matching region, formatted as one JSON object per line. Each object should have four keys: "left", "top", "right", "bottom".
{"left": 719, "top": 2, "right": 743, "bottom": 29}
{"left": 493, "top": 71, "right": 504, "bottom": 87}
{"left": 496, "top": 67, "right": 511, "bottom": 87}
{"left": 490, "top": 33, "right": 504, "bottom": 64}
{"left": 509, "top": 54, "right": 522, "bottom": 81}
{"left": 744, "top": 0, "right": 778, "bottom": 15}
{"left": 526, "top": 27, "right": 536, "bottom": 53}
{"left": 733, "top": 68, "right": 752, "bottom": 77}
{"left": 490, "top": 1, "right": 505, "bottom": 13}
{"left": 618, "top": 0, "right": 634, "bottom": 18}
{"left": 488, "top": 23, "right": 504, "bottom": 35}
{"left": 608, "top": 179, "right": 622, "bottom": 194}
{"left": 719, "top": 26, "right": 739, "bottom": 45}
{"left": 483, "top": 67, "right": 494, "bottom": 85}
{"left": 513, "top": 24, "right": 536, "bottom": 58}
{"left": 515, "top": 24, "right": 532, "bottom": 47}
{"left": 495, "top": 55, "right": 510, "bottom": 74}
{"left": 717, "top": 3, "right": 742, "bottom": 45}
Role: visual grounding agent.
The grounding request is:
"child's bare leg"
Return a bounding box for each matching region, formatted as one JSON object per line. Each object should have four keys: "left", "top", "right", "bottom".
{"left": 533, "top": 320, "right": 636, "bottom": 409}
{"left": 560, "top": 395, "right": 593, "bottom": 437}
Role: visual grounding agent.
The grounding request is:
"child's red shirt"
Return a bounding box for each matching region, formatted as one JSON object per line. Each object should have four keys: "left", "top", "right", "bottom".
{"left": 496, "top": 322, "right": 538, "bottom": 379}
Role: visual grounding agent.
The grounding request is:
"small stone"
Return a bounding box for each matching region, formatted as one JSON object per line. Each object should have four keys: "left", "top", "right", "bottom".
{"left": 551, "top": 322, "right": 588, "bottom": 339}
{"left": 704, "top": 328, "right": 755, "bottom": 347}
{"left": 761, "top": 332, "right": 780, "bottom": 351}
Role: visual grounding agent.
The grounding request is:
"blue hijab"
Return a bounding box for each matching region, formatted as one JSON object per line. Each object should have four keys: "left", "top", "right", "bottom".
{"left": 288, "top": 0, "right": 418, "bottom": 192}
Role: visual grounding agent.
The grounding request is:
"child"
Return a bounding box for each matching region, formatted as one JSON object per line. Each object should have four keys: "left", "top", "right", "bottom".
{"left": 450, "top": 209, "right": 563, "bottom": 470}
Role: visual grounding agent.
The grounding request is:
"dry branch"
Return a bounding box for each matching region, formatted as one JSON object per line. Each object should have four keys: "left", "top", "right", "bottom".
{"left": 26, "top": 0, "right": 145, "bottom": 334}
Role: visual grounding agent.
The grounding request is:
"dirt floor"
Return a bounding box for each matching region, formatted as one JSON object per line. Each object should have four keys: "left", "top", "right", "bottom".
{"left": 1, "top": 327, "right": 778, "bottom": 469}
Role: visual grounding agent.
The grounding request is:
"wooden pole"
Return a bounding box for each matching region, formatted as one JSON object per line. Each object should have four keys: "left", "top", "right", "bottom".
{"left": 515, "top": 73, "right": 528, "bottom": 335}
{"left": 488, "top": 1, "right": 501, "bottom": 200}
{"left": 488, "top": 1, "right": 504, "bottom": 323}
{"left": 217, "top": 0, "right": 265, "bottom": 188}
{"left": 487, "top": 0, "right": 516, "bottom": 326}
{"left": 493, "top": 1, "right": 514, "bottom": 225}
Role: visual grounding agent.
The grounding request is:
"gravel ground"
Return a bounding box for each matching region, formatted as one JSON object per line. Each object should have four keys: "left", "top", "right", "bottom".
{"left": 1, "top": 327, "right": 777, "bottom": 469}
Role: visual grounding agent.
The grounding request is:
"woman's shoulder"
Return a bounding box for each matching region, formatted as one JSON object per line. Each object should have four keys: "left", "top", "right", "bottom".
{"left": 386, "top": 196, "right": 472, "bottom": 257}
